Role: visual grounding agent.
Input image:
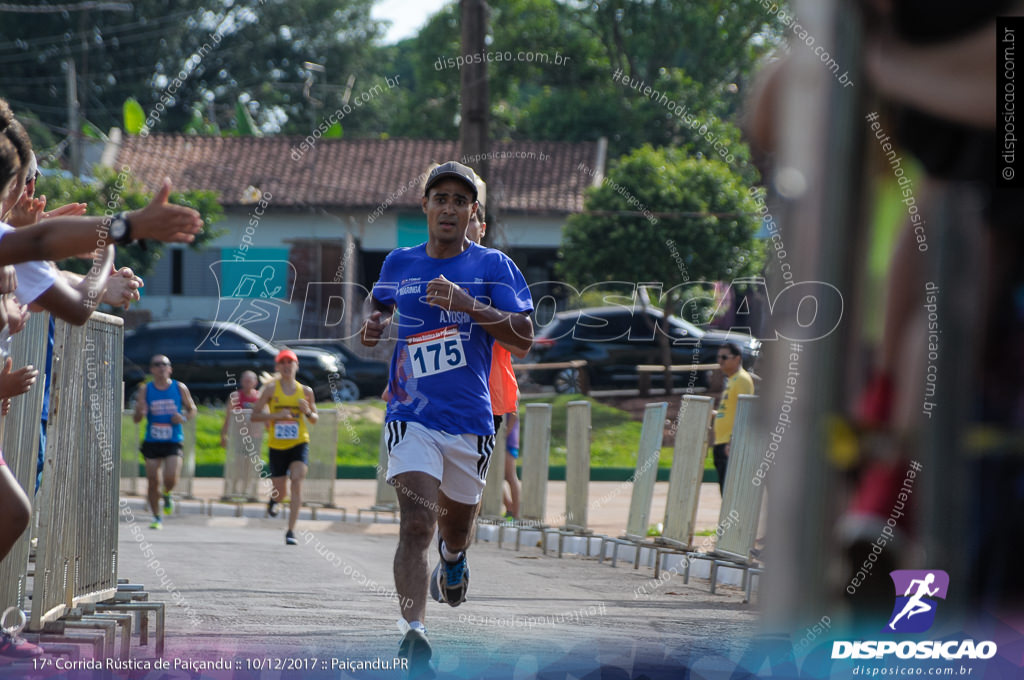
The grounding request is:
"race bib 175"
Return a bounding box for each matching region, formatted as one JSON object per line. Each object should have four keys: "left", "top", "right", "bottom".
{"left": 406, "top": 325, "right": 467, "bottom": 379}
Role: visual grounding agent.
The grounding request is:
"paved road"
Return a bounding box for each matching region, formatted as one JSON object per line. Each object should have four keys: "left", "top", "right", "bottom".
{"left": 114, "top": 502, "right": 759, "bottom": 679}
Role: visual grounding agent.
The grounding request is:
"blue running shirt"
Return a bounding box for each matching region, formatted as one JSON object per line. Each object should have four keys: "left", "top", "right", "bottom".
{"left": 372, "top": 242, "right": 533, "bottom": 435}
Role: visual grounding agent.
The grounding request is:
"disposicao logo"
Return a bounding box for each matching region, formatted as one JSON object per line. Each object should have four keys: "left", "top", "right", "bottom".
{"left": 885, "top": 570, "right": 948, "bottom": 634}
{"left": 832, "top": 569, "right": 997, "bottom": 661}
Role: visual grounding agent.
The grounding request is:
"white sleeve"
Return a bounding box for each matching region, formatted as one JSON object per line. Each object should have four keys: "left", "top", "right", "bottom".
{"left": 13, "top": 259, "right": 57, "bottom": 305}
{"left": 0, "top": 223, "right": 58, "bottom": 304}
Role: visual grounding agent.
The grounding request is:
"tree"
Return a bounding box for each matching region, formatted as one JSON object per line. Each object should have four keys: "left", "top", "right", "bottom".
{"left": 36, "top": 166, "right": 223, "bottom": 280}
{"left": 0, "top": 0, "right": 384, "bottom": 136}
{"left": 558, "top": 145, "right": 764, "bottom": 391}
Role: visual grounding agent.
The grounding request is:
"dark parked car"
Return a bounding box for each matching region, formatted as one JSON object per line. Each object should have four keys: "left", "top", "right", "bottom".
{"left": 277, "top": 339, "right": 389, "bottom": 402}
{"left": 525, "top": 306, "right": 760, "bottom": 393}
{"left": 123, "top": 320, "right": 343, "bottom": 403}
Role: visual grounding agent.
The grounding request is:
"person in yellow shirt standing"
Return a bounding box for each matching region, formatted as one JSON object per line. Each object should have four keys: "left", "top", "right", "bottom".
{"left": 251, "top": 349, "right": 318, "bottom": 545}
{"left": 713, "top": 342, "right": 754, "bottom": 496}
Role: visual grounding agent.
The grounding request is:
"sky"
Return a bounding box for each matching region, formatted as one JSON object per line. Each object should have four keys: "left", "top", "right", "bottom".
{"left": 371, "top": 0, "right": 451, "bottom": 44}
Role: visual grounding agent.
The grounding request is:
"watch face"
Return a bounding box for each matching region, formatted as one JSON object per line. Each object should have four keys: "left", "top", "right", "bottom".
{"left": 111, "top": 217, "right": 126, "bottom": 240}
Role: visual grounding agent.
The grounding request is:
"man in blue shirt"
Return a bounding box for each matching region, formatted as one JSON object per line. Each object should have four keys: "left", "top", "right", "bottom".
{"left": 132, "top": 355, "right": 196, "bottom": 529}
{"left": 361, "top": 162, "right": 533, "bottom": 673}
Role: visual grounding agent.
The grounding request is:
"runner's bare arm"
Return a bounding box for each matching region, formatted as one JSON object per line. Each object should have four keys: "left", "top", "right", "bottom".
{"left": 497, "top": 339, "right": 530, "bottom": 359}
{"left": 361, "top": 295, "right": 395, "bottom": 347}
{"left": 178, "top": 382, "right": 197, "bottom": 420}
{"left": 249, "top": 382, "right": 280, "bottom": 422}
{"left": 424, "top": 276, "right": 533, "bottom": 353}
{"left": 301, "top": 385, "right": 319, "bottom": 425}
{"left": 132, "top": 385, "right": 147, "bottom": 424}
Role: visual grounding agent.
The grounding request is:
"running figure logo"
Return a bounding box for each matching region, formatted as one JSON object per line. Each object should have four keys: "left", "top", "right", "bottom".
{"left": 885, "top": 570, "right": 949, "bottom": 634}
{"left": 198, "top": 260, "right": 295, "bottom": 350}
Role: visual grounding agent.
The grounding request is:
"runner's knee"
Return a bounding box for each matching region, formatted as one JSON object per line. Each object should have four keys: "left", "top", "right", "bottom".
{"left": 400, "top": 509, "right": 436, "bottom": 544}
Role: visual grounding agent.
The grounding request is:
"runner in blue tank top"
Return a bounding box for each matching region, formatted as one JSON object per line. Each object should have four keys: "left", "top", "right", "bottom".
{"left": 361, "top": 162, "right": 533, "bottom": 675}
{"left": 132, "top": 355, "right": 196, "bottom": 529}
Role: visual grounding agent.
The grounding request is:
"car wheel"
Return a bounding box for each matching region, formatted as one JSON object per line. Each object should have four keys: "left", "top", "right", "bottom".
{"left": 553, "top": 367, "right": 583, "bottom": 394}
{"left": 332, "top": 378, "right": 361, "bottom": 402}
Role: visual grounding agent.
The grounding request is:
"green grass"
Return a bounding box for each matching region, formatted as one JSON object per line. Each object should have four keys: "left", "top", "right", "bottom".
{"left": 133, "top": 398, "right": 715, "bottom": 471}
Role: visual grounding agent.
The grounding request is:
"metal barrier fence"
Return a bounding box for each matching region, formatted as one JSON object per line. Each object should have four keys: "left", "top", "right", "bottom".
{"left": 564, "top": 401, "right": 591, "bottom": 532}
{"left": 518, "top": 403, "right": 552, "bottom": 525}
{"left": 31, "top": 313, "right": 123, "bottom": 630}
{"left": 356, "top": 427, "right": 398, "bottom": 521}
{"left": 479, "top": 417, "right": 507, "bottom": 520}
{"left": 119, "top": 411, "right": 139, "bottom": 496}
{"left": 176, "top": 418, "right": 198, "bottom": 500}
{"left": 625, "top": 402, "right": 669, "bottom": 539}
{"left": 599, "top": 401, "right": 668, "bottom": 565}
{"left": 0, "top": 312, "right": 49, "bottom": 615}
{"left": 222, "top": 408, "right": 264, "bottom": 501}
{"left": 715, "top": 395, "right": 763, "bottom": 561}
{"left": 304, "top": 408, "right": 338, "bottom": 509}
{"left": 661, "top": 396, "right": 714, "bottom": 548}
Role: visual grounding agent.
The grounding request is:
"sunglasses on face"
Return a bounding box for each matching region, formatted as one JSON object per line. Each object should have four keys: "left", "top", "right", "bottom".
{"left": 717, "top": 354, "right": 734, "bottom": 361}
{"left": 151, "top": 362, "right": 170, "bottom": 367}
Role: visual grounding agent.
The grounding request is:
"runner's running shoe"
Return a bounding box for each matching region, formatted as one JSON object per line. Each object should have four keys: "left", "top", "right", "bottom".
{"left": 397, "top": 627, "right": 433, "bottom": 679}
{"left": 429, "top": 536, "right": 469, "bottom": 606}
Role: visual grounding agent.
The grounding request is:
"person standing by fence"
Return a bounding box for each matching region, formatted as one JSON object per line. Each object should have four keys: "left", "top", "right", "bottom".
{"left": 712, "top": 342, "right": 754, "bottom": 495}
{"left": 133, "top": 355, "right": 196, "bottom": 529}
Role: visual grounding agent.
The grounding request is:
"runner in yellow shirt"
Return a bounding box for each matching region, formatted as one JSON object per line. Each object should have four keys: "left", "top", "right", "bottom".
{"left": 251, "top": 349, "right": 318, "bottom": 544}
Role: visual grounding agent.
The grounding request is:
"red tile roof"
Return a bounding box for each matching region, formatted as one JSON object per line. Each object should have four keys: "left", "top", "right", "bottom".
{"left": 114, "top": 135, "right": 601, "bottom": 214}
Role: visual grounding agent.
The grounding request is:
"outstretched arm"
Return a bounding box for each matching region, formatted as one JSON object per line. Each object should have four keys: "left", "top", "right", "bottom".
{"left": 0, "top": 180, "right": 201, "bottom": 267}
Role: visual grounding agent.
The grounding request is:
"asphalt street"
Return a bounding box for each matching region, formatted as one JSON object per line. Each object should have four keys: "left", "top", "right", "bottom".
{"left": 113, "top": 501, "right": 759, "bottom": 679}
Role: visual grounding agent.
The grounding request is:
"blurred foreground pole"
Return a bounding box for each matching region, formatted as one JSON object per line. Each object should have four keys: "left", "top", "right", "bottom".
{"left": 761, "top": 0, "right": 865, "bottom": 629}
{"left": 459, "top": 0, "right": 490, "bottom": 184}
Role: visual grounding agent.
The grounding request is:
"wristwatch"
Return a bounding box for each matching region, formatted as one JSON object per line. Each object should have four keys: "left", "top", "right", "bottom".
{"left": 110, "top": 212, "right": 133, "bottom": 245}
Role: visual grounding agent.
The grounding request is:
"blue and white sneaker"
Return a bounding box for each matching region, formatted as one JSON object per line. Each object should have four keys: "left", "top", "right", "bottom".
{"left": 429, "top": 536, "right": 469, "bottom": 607}
{"left": 397, "top": 626, "right": 433, "bottom": 678}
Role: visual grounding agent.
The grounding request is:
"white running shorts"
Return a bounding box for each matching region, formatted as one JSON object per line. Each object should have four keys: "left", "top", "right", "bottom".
{"left": 384, "top": 420, "right": 495, "bottom": 505}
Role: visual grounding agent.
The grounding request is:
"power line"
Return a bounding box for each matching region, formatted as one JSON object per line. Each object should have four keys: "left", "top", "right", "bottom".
{"left": 0, "top": 2, "right": 132, "bottom": 13}
{"left": 0, "top": 7, "right": 196, "bottom": 51}
{"left": 0, "top": 63, "right": 155, "bottom": 84}
{"left": 0, "top": 23, "right": 191, "bottom": 64}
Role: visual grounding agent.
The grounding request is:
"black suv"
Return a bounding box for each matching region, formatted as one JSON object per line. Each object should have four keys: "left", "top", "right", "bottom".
{"left": 123, "top": 320, "right": 343, "bottom": 403}
{"left": 525, "top": 306, "right": 760, "bottom": 393}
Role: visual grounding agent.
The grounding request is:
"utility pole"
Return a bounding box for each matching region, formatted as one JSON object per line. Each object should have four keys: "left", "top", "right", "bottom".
{"left": 459, "top": 0, "right": 490, "bottom": 184}
{"left": 66, "top": 58, "right": 82, "bottom": 177}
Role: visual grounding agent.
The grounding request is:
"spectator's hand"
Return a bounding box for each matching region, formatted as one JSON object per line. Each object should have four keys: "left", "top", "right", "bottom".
{"left": 3, "top": 298, "right": 28, "bottom": 334}
{"left": 0, "top": 266, "right": 17, "bottom": 295}
{"left": 0, "top": 357, "right": 38, "bottom": 399}
{"left": 7, "top": 194, "right": 46, "bottom": 227}
{"left": 1, "top": 398, "right": 10, "bottom": 416}
{"left": 127, "top": 179, "right": 203, "bottom": 244}
{"left": 41, "top": 201, "right": 87, "bottom": 220}
{"left": 101, "top": 267, "right": 143, "bottom": 309}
